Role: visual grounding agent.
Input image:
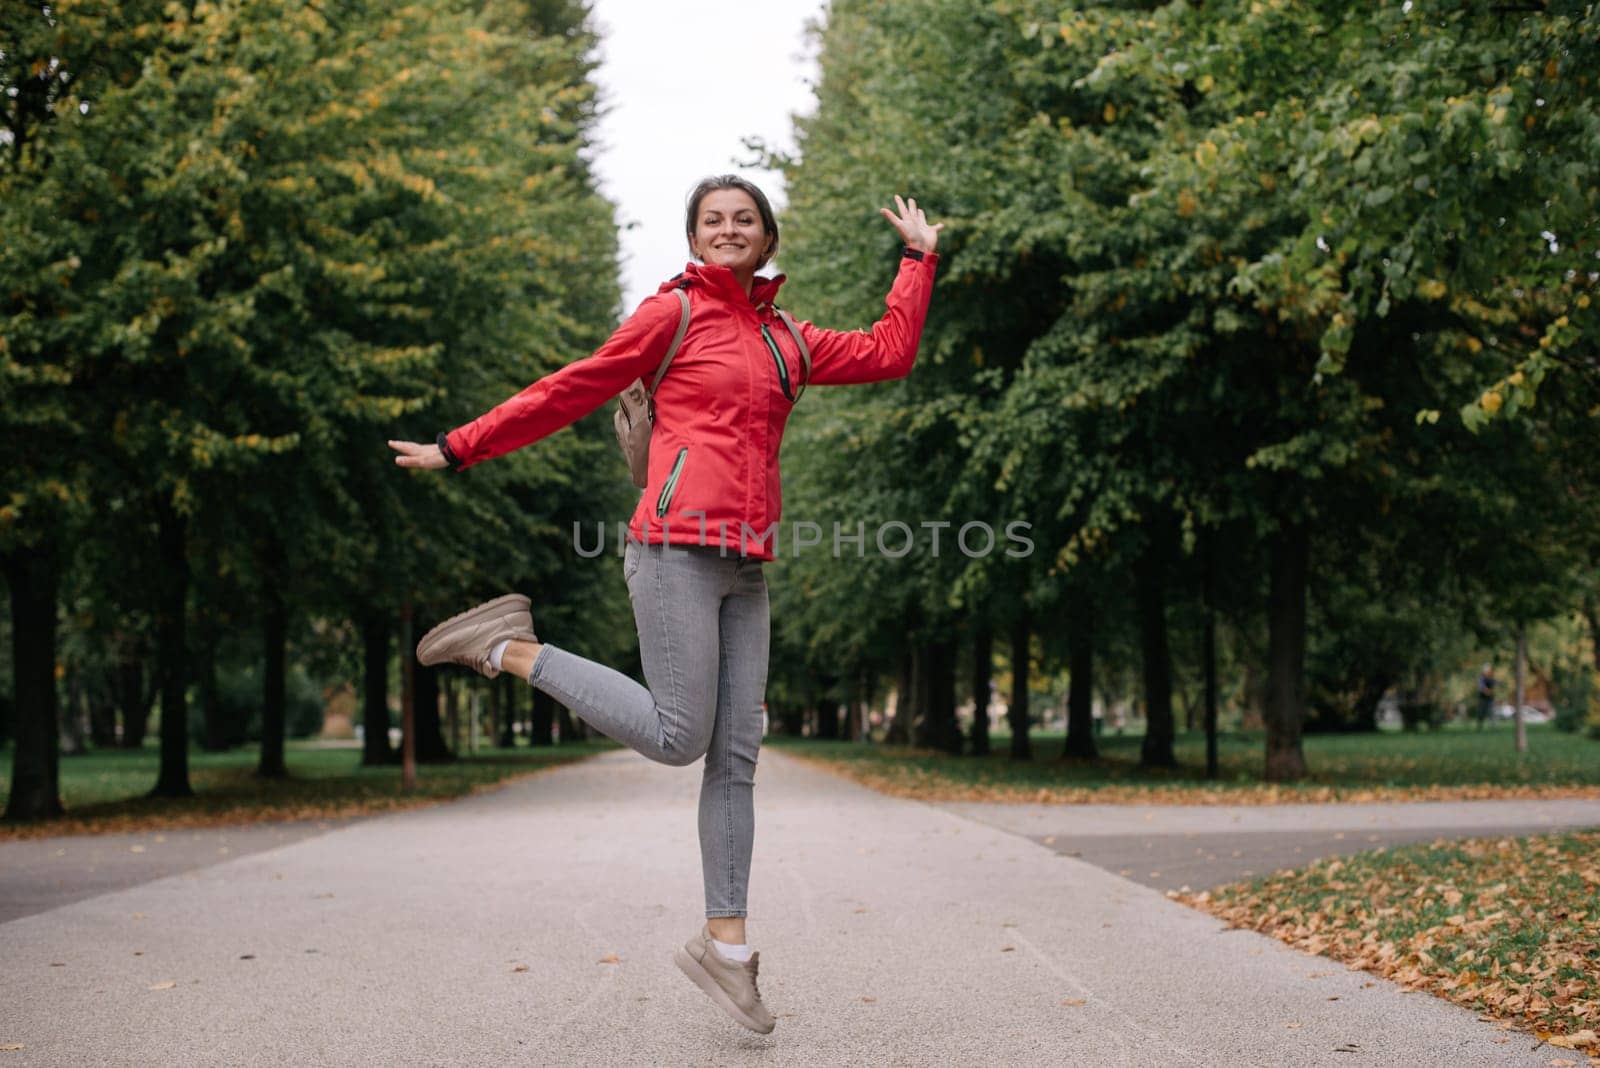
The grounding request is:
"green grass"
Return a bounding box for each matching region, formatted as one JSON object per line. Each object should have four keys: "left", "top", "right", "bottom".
{"left": 1186, "top": 830, "right": 1600, "bottom": 1048}
{"left": 0, "top": 739, "right": 612, "bottom": 838}
{"left": 768, "top": 723, "right": 1600, "bottom": 803}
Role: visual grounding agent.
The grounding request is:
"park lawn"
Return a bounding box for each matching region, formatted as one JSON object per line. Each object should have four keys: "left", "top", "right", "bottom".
{"left": 769, "top": 724, "right": 1600, "bottom": 804}
{"left": 1179, "top": 832, "right": 1600, "bottom": 1058}
{"left": 0, "top": 740, "right": 612, "bottom": 841}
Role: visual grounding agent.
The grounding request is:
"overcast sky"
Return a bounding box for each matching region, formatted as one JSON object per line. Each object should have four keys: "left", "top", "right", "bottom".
{"left": 588, "top": 0, "right": 827, "bottom": 311}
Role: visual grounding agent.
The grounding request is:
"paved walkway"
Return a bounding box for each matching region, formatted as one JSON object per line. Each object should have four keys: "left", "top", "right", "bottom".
{"left": 0, "top": 820, "right": 367, "bottom": 925}
{"left": 940, "top": 796, "right": 1600, "bottom": 895}
{"left": 1, "top": 751, "right": 1576, "bottom": 1066}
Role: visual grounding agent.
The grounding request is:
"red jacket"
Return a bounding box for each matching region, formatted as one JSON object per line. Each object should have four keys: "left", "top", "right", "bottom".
{"left": 445, "top": 249, "right": 940, "bottom": 560}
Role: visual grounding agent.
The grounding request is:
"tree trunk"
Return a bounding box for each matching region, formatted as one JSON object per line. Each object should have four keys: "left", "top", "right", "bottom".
{"left": 88, "top": 675, "right": 119, "bottom": 750}
{"left": 1350, "top": 674, "right": 1391, "bottom": 734}
{"left": 907, "top": 642, "right": 930, "bottom": 747}
{"left": 445, "top": 676, "right": 460, "bottom": 754}
{"left": 1203, "top": 545, "right": 1219, "bottom": 779}
{"left": 498, "top": 675, "right": 517, "bottom": 748}
{"left": 555, "top": 699, "right": 576, "bottom": 744}
{"left": 486, "top": 677, "right": 499, "bottom": 749}
{"left": 3, "top": 547, "right": 64, "bottom": 821}
{"left": 412, "top": 660, "right": 452, "bottom": 762}
{"left": 927, "top": 638, "right": 959, "bottom": 754}
{"left": 1009, "top": 610, "right": 1032, "bottom": 761}
{"left": 531, "top": 689, "right": 555, "bottom": 747}
{"left": 149, "top": 499, "right": 193, "bottom": 798}
{"left": 257, "top": 543, "right": 289, "bottom": 779}
{"left": 815, "top": 673, "right": 840, "bottom": 739}
{"left": 1064, "top": 591, "right": 1097, "bottom": 759}
{"left": 1585, "top": 597, "right": 1600, "bottom": 675}
{"left": 844, "top": 665, "right": 865, "bottom": 743}
{"left": 360, "top": 613, "right": 394, "bottom": 766}
{"left": 861, "top": 668, "right": 876, "bottom": 743}
{"left": 968, "top": 624, "right": 992, "bottom": 756}
{"left": 117, "top": 654, "right": 153, "bottom": 749}
{"left": 198, "top": 622, "right": 229, "bottom": 752}
{"left": 1139, "top": 538, "right": 1177, "bottom": 769}
{"left": 60, "top": 671, "right": 88, "bottom": 755}
{"left": 887, "top": 642, "right": 913, "bottom": 744}
{"left": 818, "top": 698, "right": 841, "bottom": 739}
{"left": 1513, "top": 624, "right": 1528, "bottom": 754}
{"left": 1263, "top": 522, "right": 1310, "bottom": 782}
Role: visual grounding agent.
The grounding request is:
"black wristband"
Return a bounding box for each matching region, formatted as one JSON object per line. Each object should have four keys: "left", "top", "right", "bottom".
{"left": 901, "top": 246, "right": 926, "bottom": 261}
{"left": 436, "top": 432, "right": 463, "bottom": 471}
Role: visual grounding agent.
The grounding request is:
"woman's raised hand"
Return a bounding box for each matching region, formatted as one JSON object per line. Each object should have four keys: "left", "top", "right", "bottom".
{"left": 388, "top": 439, "right": 448, "bottom": 469}
{"left": 879, "top": 195, "right": 944, "bottom": 254}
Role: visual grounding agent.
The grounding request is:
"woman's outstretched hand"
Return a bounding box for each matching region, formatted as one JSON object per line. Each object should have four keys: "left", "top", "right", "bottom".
{"left": 879, "top": 195, "right": 944, "bottom": 254}
{"left": 388, "top": 439, "right": 447, "bottom": 469}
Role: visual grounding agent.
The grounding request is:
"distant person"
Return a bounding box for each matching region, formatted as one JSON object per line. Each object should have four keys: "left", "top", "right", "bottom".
{"left": 1476, "top": 664, "right": 1496, "bottom": 728}
{"left": 388, "top": 175, "right": 942, "bottom": 1033}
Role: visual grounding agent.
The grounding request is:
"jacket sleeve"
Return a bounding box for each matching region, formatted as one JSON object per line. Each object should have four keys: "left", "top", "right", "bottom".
{"left": 797, "top": 250, "right": 939, "bottom": 387}
{"left": 444, "top": 290, "right": 684, "bottom": 470}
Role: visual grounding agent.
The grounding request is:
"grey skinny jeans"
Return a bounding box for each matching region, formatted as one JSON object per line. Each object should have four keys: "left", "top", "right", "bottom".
{"left": 526, "top": 540, "right": 770, "bottom": 918}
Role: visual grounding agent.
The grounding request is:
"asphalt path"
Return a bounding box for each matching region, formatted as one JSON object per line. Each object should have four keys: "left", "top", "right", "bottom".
{"left": 1, "top": 751, "right": 1577, "bottom": 1066}
{"left": 938, "top": 796, "right": 1600, "bottom": 895}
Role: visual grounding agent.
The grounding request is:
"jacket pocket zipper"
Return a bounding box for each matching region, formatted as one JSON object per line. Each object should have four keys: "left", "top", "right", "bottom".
{"left": 656, "top": 446, "right": 688, "bottom": 517}
{"left": 761, "top": 324, "right": 794, "bottom": 402}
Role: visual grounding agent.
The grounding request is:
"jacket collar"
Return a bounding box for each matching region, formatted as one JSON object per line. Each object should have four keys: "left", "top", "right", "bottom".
{"left": 662, "top": 262, "right": 788, "bottom": 310}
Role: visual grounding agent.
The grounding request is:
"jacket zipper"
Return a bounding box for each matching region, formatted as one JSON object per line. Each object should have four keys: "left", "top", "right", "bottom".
{"left": 760, "top": 324, "right": 794, "bottom": 402}
{"left": 656, "top": 446, "right": 688, "bottom": 517}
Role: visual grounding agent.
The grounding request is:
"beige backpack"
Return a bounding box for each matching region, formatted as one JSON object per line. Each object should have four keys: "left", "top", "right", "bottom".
{"left": 613, "top": 288, "right": 812, "bottom": 488}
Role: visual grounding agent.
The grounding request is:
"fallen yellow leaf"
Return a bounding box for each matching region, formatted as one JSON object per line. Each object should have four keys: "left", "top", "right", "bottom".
{"left": 1062, "top": 998, "right": 1086, "bottom": 1006}
{"left": 148, "top": 981, "right": 176, "bottom": 991}
{"left": 597, "top": 953, "right": 620, "bottom": 964}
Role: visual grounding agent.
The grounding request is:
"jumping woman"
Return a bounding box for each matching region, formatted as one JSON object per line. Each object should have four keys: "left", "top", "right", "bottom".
{"left": 387, "top": 175, "right": 941, "bottom": 1033}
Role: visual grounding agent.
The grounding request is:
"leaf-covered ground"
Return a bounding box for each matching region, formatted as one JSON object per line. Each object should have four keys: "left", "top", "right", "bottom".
{"left": 1181, "top": 832, "right": 1600, "bottom": 1061}
{"left": 0, "top": 742, "right": 611, "bottom": 841}
{"left": 772, "top": 725, "right": 1600, "bottom": 804}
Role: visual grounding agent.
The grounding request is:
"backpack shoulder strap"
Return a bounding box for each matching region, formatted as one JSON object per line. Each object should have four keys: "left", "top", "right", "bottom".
{"left": 647, "top": 287, "right": 691, "bottom": 396}
{"left": 776, "top": 308, "right": 812, "bottom": 403}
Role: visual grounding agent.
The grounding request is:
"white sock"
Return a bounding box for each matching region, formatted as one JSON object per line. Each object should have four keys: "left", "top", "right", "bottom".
{"left": 489, "top": 639, "right": 512, "bottom": 672}
{"left": 712, "top": 938, "right": 753, "bottom": 962}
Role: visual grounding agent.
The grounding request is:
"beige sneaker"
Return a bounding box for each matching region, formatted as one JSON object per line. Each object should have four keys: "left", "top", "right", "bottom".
{"left": 415, "top": 594, "right": 537, "bottom": 679}
{"left": 674, "top": 924, "right": 775, "bottom": 1034}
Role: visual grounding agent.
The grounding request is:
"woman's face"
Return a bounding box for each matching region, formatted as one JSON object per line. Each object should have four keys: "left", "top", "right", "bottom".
{"left": 689, "top": 189, "right": 771, "bottom": 275}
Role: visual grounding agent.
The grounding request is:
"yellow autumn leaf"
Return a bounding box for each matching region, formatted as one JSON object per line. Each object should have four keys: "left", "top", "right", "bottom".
{"left": 1103, "top": 102, "right": 1117, "bottom": 123}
